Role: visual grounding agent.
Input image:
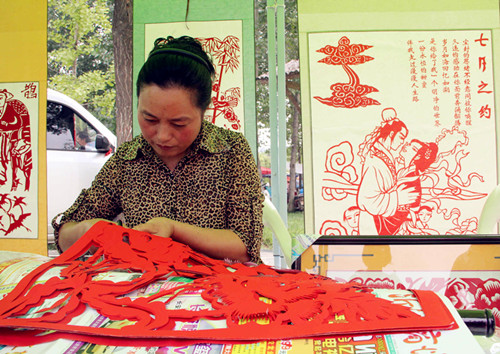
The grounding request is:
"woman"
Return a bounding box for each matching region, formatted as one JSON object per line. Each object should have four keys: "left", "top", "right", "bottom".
{"left": 53, "top": 36, "right": 264, "bottom": 263}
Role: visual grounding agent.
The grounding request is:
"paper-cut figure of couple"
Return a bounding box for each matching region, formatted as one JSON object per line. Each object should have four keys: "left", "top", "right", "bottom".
{"left": 357, "top": 108, "right": 438, "bottom": 235}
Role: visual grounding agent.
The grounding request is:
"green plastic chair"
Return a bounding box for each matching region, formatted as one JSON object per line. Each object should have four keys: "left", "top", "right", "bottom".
{"left": 262, "top": 196, "right": 292, "bottom": 267}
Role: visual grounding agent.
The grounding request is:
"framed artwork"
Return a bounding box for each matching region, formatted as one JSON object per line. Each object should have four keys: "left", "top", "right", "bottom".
{"left": 0, "top": 0, "right": 47, "bottom": 254}
{"left": 306, "top": 30, "right": 497, "bottom": 236}
{"left": 0, "top": 82, "right": 39, "bottom": 239}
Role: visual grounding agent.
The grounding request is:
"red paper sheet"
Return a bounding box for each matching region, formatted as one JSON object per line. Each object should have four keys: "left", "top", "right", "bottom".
{"left": 0, "top": 222, "right": 457, "bottom": 346}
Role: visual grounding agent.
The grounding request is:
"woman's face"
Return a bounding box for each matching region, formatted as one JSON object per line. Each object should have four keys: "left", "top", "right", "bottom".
{"left": 138, "top": 85, "right": 203, "bottom": 168}
{"left": 400, "top": 140, "right": 423, "bottom": 167}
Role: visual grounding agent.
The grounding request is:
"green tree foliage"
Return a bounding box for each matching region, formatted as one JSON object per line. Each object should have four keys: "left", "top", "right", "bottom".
{"left": 254, "top": 1, "right": 270, "bottom": 133}
{"left": 255, "top": 0, "right": 302, "bottom": 211}
{"left": 48, "top": 0, "right": 116, "bottom": 132}
{"left": 254, "top": 0, "right": 300, "bottom": 152}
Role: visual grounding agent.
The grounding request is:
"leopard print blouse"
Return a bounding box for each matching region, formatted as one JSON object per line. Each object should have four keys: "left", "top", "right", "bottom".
{"left": 53, "top": 120, "right": 264, "bottom": 263}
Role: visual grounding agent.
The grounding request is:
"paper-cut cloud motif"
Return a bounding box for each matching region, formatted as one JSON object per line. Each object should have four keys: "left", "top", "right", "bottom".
{"left": 314, "top": 36, "right": 380, "bottom": 108}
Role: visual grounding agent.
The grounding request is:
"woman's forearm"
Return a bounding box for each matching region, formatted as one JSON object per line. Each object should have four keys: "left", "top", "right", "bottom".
{"left": 58, "top": 221, "right": 86, "bottom": 252}
{"left": 172, "top": 221, "right": 250, "bottom": 263}
{"left": 60, "top": 217, "right": 251, "bottom": 262}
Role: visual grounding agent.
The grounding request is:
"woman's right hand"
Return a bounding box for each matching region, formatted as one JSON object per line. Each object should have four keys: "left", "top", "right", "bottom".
{"left": 58, "top": 218, "right": 111, "bottom": 252}
{"left": 132, "top": 217, "right": 177, "bottom": 238}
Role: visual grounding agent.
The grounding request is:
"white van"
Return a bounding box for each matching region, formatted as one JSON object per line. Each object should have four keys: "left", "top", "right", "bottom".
{"left": 46, "top": 89, "right": 117, "bottom": 248}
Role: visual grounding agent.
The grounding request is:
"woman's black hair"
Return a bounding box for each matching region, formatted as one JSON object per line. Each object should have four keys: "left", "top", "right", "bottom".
{"left": 412, "top": 141, "right": 438, "bottom": 173}
{"left": 136, "top": 36, "right": 215, "bottom": 111}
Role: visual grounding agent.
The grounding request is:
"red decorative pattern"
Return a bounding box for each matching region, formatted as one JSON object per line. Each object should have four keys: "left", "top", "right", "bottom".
{"left": 314, "top": 36, "right": 380, "bottom": 108}
{"left": 198, "top": 36, "right": 242, "bottom": 130}
{"left": 0, "top": 222, "right": 457, "bottom": 346}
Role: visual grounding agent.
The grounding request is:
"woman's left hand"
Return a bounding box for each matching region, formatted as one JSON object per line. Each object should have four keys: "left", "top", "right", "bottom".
{"left": 132, "top": 217, "right": 178, "bottom": 238}
{"left": 133, "top": 217, "right": 250, "bottom": 263}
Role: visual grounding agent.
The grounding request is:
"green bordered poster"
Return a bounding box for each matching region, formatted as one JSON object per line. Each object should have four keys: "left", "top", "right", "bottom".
{"left": 297, "top": 0, "right": 500, "bottom": 237}
{"left": 133, "top": 0, "right": 257, "bottom": 155}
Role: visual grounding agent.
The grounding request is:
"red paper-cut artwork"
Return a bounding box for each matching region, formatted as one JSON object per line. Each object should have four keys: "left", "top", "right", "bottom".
{"left": 0, "top": 83, "right": 35, "bottom": 238}
{"left": 310, "top": 31, "right": 496, "bottom": 236}
{"left": 319, "top": 109, "right": 488, "bottom": 236}
{"left": 314, "top": 36, "right": 380, "bottom": 108}
{"left": 198, "top": 36, "right": 242, "bottom": 131}
{"left": 0, "top": 222, "right": 457, "bottom": 347}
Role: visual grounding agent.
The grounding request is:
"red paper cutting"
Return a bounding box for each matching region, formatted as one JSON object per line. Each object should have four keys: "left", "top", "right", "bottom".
{"left": 0, "top": 221, "right": 457, "bottom": 347}
{"left": 314, "top": 36, "right": 380, "bottom": 108}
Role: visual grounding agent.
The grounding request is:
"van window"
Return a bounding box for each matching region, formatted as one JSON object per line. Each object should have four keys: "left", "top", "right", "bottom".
{"left": 47, "top": 102, "right": 99, "bottom": 151}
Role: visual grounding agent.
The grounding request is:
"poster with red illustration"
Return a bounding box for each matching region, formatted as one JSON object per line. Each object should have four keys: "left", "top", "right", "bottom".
{"left": 0, "top": 82, "right": 38, "bottom": 239}
{"left": 308, "top": 30, "right": 497, "bottom": 236}
{"left": 145, "top": 21, "right": 245, "bottom": 133}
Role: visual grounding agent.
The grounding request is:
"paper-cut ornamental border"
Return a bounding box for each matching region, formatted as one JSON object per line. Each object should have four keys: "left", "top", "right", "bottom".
{"left": 0, "top": 222, "right": 457, "bottom": 346}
